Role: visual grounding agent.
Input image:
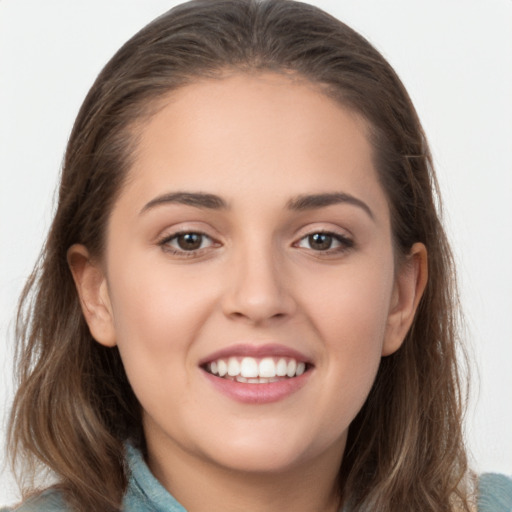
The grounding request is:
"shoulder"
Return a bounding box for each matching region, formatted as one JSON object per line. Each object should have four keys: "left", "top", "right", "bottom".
{"left": 478, "top": 473, "right": 512, "bottom": 512}
{"left": 1, "top": 489, "right": 68, "bottom": 512}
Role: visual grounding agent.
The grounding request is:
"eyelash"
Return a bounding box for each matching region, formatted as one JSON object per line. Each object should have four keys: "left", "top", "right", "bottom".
{"left": 158, "top": 231, "right": 217, "bottom": 257}
{"left": 294, "top": 231, "right": 354, "bottom": 255}
{"left": 157, "top": 230, "right": 354, "bottom": 257}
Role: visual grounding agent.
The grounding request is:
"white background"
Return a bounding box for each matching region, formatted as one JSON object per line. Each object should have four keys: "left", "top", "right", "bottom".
{"left": 1, "top": 0, "right": 511, "bottom": 505}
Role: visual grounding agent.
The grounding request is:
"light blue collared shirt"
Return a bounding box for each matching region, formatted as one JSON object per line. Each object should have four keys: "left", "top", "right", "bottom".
{"left": 2, "top": 445, "right": 512, "bottom": 511}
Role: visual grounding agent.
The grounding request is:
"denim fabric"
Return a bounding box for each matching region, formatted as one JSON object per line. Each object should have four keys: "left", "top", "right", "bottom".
{"left": 122, "top": 443, "right": 186, "bottom": 512}
{"left": 478, "top": 473, "right": 512, "bottom": 512}
{"left": 2, "top": 446, "right": 511, "bottom": 511}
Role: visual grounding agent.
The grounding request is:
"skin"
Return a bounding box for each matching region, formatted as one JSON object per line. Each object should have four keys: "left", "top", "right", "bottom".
{"left": 69, "top": 72, "right": 427, "bottom": 512}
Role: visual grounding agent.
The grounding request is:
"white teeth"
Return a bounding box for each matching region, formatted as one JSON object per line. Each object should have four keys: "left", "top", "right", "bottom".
{"left": 276, "top": 358, "right": 288, "bottom": 377}
{"left": 235, "top": 376, "right": 284, "bottom": 384}
{"left": 240, "top": 357, "right": 259, "bottom": 378}
{"left": 207, "top": 356, "right": 308, "bottom": 381}
{"left": 217, "top": 359, "right": 228, "bottom": 377}
{"left": 227, "top": 357, "right": 240, "bottom": 376}
{"left": 259, "top": 357, "right": 276, "bottom": 378}
{"left": 286, "top": 359, "right": 297, "bottom": 378}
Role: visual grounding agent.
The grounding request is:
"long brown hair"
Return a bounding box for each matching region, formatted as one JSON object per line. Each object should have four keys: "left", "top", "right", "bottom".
{"left": 8, "top": 1, "right": 471, "bottom": 510}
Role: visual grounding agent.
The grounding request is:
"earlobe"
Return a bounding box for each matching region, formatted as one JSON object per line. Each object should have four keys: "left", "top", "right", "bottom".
{"left": 382, "top": 242, "right": 428, "bottom": 356}
{"left": 67, "top": 244, "right": 117, "bottom": 347}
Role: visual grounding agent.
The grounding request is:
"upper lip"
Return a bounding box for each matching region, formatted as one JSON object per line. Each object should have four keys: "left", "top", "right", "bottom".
{"left": 198, "top": 343, "right": 313, "bottom": 366}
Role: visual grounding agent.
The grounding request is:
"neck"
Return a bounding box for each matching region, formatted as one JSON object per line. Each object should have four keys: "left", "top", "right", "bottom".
{"left": 146, "top": 436, "right": 344, "bottom": 512}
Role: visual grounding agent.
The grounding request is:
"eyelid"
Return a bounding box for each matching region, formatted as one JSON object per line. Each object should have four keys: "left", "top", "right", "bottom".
{"left": 157, "top": 229, "right": 221, "bottom": 257}
{"left": 292, "top": 227, "right": 355, "bottom": 255}
{"left": 154, "top": 220, "right": 221, "bottom": 245}
{"left": 160, "top": 231, "right": 213, "bottom": 246}
{"left": 296, "top": 232, "right": 350, "bottom": 247}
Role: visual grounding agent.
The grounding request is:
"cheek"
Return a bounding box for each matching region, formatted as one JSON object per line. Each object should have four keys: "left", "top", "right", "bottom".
{"left": 301, "top": 257, "right": 394, "bottom": 349}
{"left": 297, "top": 255, "right": 394, "bottom": 402}
{"left": 107, "top": 254, "right": 216, "bottom": 345}
{"left": 104, "top": 264, "right": 211, "bottom": 418}
{"left": 104, "top": 256, "right": 220, "bottom": 397}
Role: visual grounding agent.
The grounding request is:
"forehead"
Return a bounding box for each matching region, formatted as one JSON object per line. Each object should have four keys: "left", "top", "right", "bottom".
{"left": 122, "top": 72, "right": 387, "bottom": 218}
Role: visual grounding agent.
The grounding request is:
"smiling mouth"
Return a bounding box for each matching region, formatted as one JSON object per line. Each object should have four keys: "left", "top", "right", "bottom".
{"left": 203, "top": 356, "right": 311, "bottom": 384}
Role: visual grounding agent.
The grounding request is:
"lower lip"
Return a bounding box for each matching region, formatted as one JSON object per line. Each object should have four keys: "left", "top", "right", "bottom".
{"left": 202, "top": 370, "right": 312, "bottom": 404}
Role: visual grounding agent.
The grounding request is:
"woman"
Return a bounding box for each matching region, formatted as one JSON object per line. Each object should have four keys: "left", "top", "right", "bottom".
{"left": 2, "top": 0, "right": 511, "bottom": 510}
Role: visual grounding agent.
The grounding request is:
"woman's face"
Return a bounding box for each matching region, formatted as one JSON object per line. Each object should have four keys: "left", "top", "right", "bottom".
{"left": 74, "top": 73, "right": 425, "bottom": 481}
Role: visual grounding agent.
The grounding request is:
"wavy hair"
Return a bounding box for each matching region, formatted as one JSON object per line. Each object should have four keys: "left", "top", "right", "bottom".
{"left": 8, "top": 1, "right": 471, "bottom": 510}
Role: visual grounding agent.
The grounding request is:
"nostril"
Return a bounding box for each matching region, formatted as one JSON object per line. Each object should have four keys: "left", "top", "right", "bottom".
{"left": 221, "top": 269, "right": 297, "bottom": 323}
{"left": 227, "top": 309, "right": 289, "bottom": 324}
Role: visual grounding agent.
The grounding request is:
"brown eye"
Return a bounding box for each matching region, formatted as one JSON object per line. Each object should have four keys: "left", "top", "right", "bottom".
{"left": 296, "top": 232, "right": 353, "bottom": 253}
{"left": 160, "top": 232, "right": 215, "bottom": 253}
{"left": 176, "top": 233, "right": 204, "bottom": 250}
{"left": 307, "top": 233, "right": 333, "bottom": 250}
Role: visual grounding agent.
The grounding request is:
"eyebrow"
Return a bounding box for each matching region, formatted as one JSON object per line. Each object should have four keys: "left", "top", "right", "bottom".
{"left": 287, "top": 192, "right": 374, "bottom": 220}
{"left": 140, "top": 192, "right": 228, "bottom": 214}
{"left": 140, "top": 190, "right": 374, "bottom": 220}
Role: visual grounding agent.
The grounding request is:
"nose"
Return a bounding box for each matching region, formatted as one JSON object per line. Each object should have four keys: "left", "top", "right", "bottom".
{"left": 221, "top": 243, "right": 296, "bottom": 325}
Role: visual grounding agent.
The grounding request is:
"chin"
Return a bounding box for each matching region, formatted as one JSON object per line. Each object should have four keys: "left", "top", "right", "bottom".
{"left": 206, "top": 445, "right": 310, "bottom": 474}
{"left": 195, "top": 425, "right": 345, "bottom": 476}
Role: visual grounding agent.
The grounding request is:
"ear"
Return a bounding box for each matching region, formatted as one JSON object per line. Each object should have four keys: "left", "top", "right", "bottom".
{"left": 67, "top": 244, "right": 117, "bottom": 347}
{"left": 382, "top": 242, "right": 428, "bottom": 356}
